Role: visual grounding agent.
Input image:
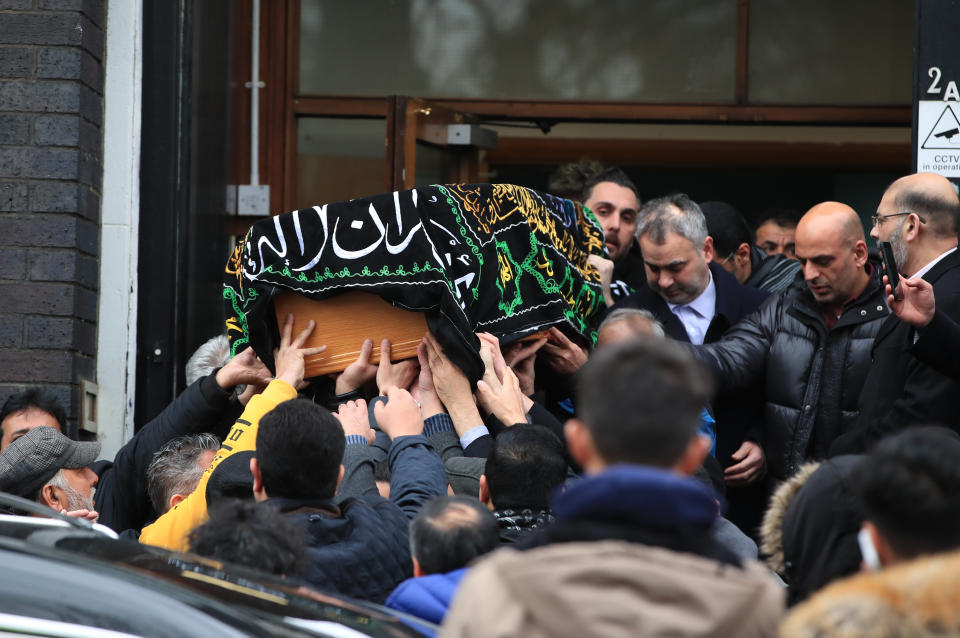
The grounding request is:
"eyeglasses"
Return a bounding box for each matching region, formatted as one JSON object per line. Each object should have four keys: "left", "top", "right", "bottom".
{"left": 871, "top": 211, "right": 927, "bottom": 226}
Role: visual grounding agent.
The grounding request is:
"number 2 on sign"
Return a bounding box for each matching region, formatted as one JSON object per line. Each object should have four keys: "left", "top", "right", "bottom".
{"left": 928, "top": 67, "right": 960, "bottom": 101}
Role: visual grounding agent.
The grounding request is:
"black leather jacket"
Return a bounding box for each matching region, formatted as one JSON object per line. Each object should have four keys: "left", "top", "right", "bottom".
{"left": 693, "top": 277, "right": 888, "bottom": 480}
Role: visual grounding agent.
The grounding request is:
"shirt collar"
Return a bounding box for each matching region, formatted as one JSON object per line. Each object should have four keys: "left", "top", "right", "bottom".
{"left": 667, "top": 270, "right": 715, "bottom": 318}
{"left": 911, "top": 247, "right": 958, "bottom": 280}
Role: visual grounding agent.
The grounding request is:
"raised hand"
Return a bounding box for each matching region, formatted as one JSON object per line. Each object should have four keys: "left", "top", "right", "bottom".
{"left": 215, "top": 346, "right": 272, "bottom": 391}
{"left": 587, "top": 254, "right": 616, "bottom": 307}
{"left": 423, "top": 331, "right": 483, "bottom": 436}
{"left": 540, "top": 327, "right": 588, "bottom": 376}
{"left": 412, "top": 340, "right": 444, "bottom": 418}
{"left": 376, "top": 338, "right": 420, "bottom": 394}
{"left": 502, "top": 336, "right": 546, "bottom": 397}
{"left": 373, "top": 386, "right": 424, "bottom": 439}
{"left": 335, "top": 338, "right": 378, "bottom": 394}
{"left": 273, "top": 314, "right": 327, "bottom": 388}
{"left": 476, "top": 365, "right": 527, "bottom": 426}
{"left": 334, "top": 398, "right": 375, "bottom": 445}
{"left": 885, "top": 273, "right": 935, "bottom": 328}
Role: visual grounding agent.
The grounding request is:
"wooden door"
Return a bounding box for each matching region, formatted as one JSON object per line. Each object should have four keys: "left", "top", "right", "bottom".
{"left": 385, "top": 97, "right": 487, "bottom": 191}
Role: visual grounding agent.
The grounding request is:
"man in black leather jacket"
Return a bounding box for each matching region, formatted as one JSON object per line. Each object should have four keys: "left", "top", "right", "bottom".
{"left": 692, "top": 202, "right": 888, "bottom": 482}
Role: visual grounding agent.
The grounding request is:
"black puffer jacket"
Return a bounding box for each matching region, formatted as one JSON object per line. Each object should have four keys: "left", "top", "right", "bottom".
{"left": 694, "top": 278, "right": 888, "bottom": 480}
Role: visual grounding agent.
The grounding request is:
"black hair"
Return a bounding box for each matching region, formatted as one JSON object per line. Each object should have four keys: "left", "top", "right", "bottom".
{"left": 484, "top": 425, "right": 567, "bottom": 511}
{"left": 581, "top": 167, "right": 641, "bottom": 205}
{"left": 756, "top": 206, "right": 802, "bottom": 230}
{"left": 188, "top": 499, "right": 308, "bottom": 577}
{"left": 0, "top": 389, "right": 67, "bottom": 433}
{"left": 700, "top": 201, "right": 753, "bottom": 259}
{"left": 547, "top": 158, "right": 605, "bottom": 200}
{"left": 409, "top": 496, "right": 499, "bottom": 575}
{"left": 576, "top": 337, "right": 713, "bottom": 467}
{"left": 853, "top": 426, "right": 960, "bottom": 559}
{"left": 255, "top": 398, "right": 344, "bottom": 500}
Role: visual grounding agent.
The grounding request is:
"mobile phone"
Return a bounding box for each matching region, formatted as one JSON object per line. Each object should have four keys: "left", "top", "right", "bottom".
{"left": 879, "top": 241, "right": 902, "bottom": 300}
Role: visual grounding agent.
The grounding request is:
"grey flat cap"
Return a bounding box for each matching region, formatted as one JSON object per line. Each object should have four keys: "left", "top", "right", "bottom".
{"left": 0, "top": 426, "right": 100, "bottom": 499}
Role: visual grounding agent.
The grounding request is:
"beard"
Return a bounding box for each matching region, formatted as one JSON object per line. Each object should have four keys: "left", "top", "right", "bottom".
{"left": 62, "top": 484, "right": 96, "bottom": 512}
{"left": 888, "top": 222, "right": 908, "bottom": 275}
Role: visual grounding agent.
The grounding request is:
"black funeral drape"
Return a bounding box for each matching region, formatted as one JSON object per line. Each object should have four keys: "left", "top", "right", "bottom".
{"left": 224, "top": 183, "right": 606, "bottom": 381}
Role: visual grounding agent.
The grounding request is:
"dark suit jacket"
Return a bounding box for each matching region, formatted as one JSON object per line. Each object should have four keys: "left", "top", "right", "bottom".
{"left": 612, "top": 262, "right": 770, "bottom": 464}
{"left": 912, "top": 307, "right": 960, "bottom": 380}
{"left": 831, "top": 248, "right": 960, "bottom": 454}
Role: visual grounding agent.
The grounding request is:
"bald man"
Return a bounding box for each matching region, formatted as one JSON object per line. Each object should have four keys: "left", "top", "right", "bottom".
{"left": 691, "top": 201, "right": 888, "bottom": 489}
{"left": 831, "top": 173, "right": 960, "bottom": 454}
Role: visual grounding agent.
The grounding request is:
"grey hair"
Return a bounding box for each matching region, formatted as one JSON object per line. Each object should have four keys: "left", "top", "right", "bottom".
{"left": 35, "top": 468, "right": 70, "bottom": 503}
{"left": 598, "top": 308, "right": 666, "bottom": 338}
{"left": 147, "top": 433, "right": 220, "bottom": 514}
{"left": 40, "top": 469, "right": 96, "bottom": 510}
{"left": 185, "top": 335, "right": 232, "bottom": 386}
{"left": 635, "top": 193, "right": 708, "bottom": 246}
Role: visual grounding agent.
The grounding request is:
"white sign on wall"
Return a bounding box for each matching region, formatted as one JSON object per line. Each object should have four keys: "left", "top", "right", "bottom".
{"left": 917, "top": 64, "right": 960, "bottom": 178}
{"left": 918, "top": 101, "right": 960, "bottom": 177}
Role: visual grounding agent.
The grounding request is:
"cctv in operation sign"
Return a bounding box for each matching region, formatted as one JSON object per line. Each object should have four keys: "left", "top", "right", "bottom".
{"left": 915, "top": 0, "right": 960, "bottom": 178}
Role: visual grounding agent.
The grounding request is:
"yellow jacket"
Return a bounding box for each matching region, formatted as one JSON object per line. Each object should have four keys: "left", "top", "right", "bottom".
{"left": 139, "top": 379, "right": 297, "bottom": 551}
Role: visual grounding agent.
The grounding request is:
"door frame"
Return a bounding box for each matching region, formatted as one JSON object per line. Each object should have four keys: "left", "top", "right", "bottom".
{"left": 246, "top": 0, "right": 911, "bottom": 215}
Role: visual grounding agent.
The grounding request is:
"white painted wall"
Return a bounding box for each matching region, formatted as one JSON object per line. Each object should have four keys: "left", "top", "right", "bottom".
{"left": 96, "top": 0, "right": 143, "bottom": 460}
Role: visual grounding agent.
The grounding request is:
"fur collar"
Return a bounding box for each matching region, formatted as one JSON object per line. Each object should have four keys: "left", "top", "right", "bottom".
{"left": 759, "top": 461, "right": 821, "bottom": 577}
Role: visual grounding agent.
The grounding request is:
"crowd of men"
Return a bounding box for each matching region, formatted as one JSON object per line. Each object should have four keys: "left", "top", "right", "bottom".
{"left": 2, "top": 167, "right": 960, "bottom": 636}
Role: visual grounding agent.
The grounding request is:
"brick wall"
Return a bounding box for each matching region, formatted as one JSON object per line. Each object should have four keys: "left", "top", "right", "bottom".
{"left": 0, "top": 0, "right": 105, "bottom": 436}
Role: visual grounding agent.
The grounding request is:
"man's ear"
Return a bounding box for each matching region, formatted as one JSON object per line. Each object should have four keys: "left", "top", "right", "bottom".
{"left": 702, "top": 236, "right": 715, "bottom": 262}
{"left": 250, "top": 457, "right": 265, "bottom": 500}
{"left": 168, "top": 493, "right": 186, "bottom": 511}
{"left": 674, "top": 435, "right": 711, "bottom": 476}
{"left": 735, "top": 242, "right": 751, "bottom": 267}
{"left": 478, "top": 475, "right": 493, "bottom": 509}
{"left": 39, "top": 484, "right": 62, "bottom": 510}
{"left": 412, "top": 557, "right": 424, "bottom": 578}
{"left": 853, "top": 239, "right": 869, "bottom": 267}
{"left": 906, "top": 213, "right": 923, "bottom": 241}
{"left": 336, "top": 464, "right": 345, "bottom": 493}
{"left": 565, "top": 418, "right": 601, "bottom": 472}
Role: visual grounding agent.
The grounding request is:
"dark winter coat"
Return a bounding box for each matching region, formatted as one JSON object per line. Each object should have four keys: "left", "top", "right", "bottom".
{"left": 694, "top": 275, "right": 888, "bottom": 480}
{"left": 832, "top": 249, "right": 960, "bottom": 454}
{"left": 273, "top": 434, "right": 446, "bottom": 604}
{"left": 759, "top": 456, "right": 864, "bottom": 606}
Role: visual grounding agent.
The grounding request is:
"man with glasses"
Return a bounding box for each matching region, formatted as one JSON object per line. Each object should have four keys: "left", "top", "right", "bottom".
{"left": 831, "top": 172, "right": 960, "bottom": 454}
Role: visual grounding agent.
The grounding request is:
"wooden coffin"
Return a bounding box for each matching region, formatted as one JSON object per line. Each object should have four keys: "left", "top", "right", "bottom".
{"left": 273, "top": 290, "right": 428, "bottom": 378}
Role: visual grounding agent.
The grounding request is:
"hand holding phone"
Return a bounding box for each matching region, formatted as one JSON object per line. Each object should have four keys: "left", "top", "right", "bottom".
{"left": 879, "top": 241, "right": 902, "bottom": 301}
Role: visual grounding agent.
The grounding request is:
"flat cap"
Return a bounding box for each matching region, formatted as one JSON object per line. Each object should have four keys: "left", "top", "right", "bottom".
{"left": 0, "top": 427, "right": 100, "bottom": 499}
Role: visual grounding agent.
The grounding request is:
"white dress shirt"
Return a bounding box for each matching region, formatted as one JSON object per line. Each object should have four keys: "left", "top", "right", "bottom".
{"left": 666, "top": 271, "right": 716, "bottom": 345}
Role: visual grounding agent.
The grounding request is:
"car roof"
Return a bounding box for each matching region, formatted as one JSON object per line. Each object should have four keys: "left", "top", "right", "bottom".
{"left": 0, "top": 514, "right": 432, "bottom": 638}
